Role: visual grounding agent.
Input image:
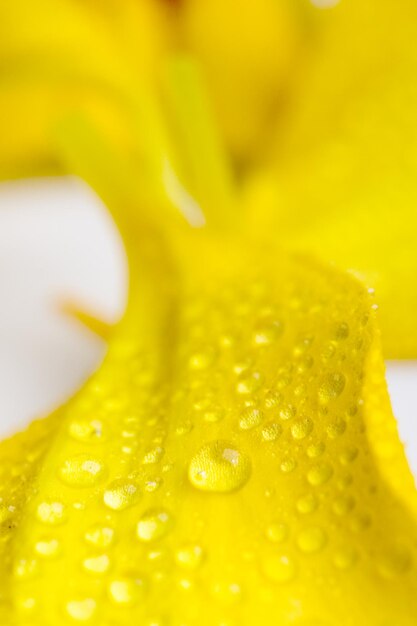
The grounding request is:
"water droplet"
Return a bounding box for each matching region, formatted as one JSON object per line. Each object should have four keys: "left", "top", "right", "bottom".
{"left": 108, "top": 578, "right": 146, "bottom": 605}
{"left": 296, "top": 356, "right": 314, "bottom": 373}
{"left": 59, "top": 455, "right": 106, "bottom": 487}
{"left": 66, "top": 598, "right": 96, "bottom": 622}
{"left": 266, "top": 522, "right": 288, "bottom": 544}
{"left": 334, "top": 322, "right": 349, "bottom": 340}
{"left": 84, "top": 525, "right": 114, "bottom": 548}
{"left": 297, "top": 527, "right": 327, "bottom": 553}
{"left": 280, "top": 457, "right": 297, "bottom": 473}
{"left": 178, "top": 577, "right": 193, "bottom": 591}
{"left": 339, "top": 446, "right": 358, "bottom": 465}
{"left": 145, "top": 478, "right": 162, "bottom": 493}
{"left": 262, "top": 554, "right": 296, "bottom": 584}
{"left": 293, "top": 335, "right": 314, "bottom": 356}
{"left": 261, "top": 422, "right": 282, "bottom": 442}
{"left": 137, "top": 509, "right": 173, "bottom": 542}
{"left": 296, "top": 493, "right": 318, "bottom": 515}
{"left": 36, "top": 501, "right": 66, "bottom": 525}
{"left": 83, "top": 554, "right": 110, "bottom": 574}
{"left": 188, "top": 348, "right": 216, "bottom": 370}
{"left": 13, "top": 558, "right": 38, "bottom": 580}
{"left": 333, "top": 546, "right": 357, "bottom": 570}
{"left": 326, "top": 417, "right": 346, "bottom": 439}
{"left": 318, "top": 372, "right": 346, "bottom": 403}
{"left": 279, "top": 404, "right": 296, "bottom": 421}
{"left": 291, "top": 417, "right": 314, "bottom": 440}
{"left": 233, "top": 358, "right": 253, "bottom": 376}
{"left": 202, "top": 406, "right": 224, "bottom": 423}
{"left": 264, "top": 391, "right": 282, "bottom": 409}
{"left": 142, "top": 446, "right": 165, "bottom": 465}
{"left": 236, "top": 371, "right": 263, "bottom": 394}
{"left": 307, "top": 463, "right": 333, "bottom": 486}
{"left": 176, "top": 421, "right": 194, "bottom": 435}
{"left": 212, "top": 581, "right": 242, "bottom": 605}
{"left": 378, "top": 545, "right": 412, "bottom": 579}
{"left": 307, "top": 442, "right": 326, "bottom": 458}
{"left": 175, "top": 545, "right": 204, "bottom": 569}
{"left": 16, "top": 596, "right": 37, "bottom": 613}
{"left": 332, "top": 495, "right": 355, "bottom": 516}
{"left": 239, "top": 408, "right": 263, "bottom": 431}
{"left": 68, "top": 418, "right": 104, "bottom": 443}
{"left": 188, "top": 440, "right": 251, "bottom": 493}
{"left": 103, "top": 479, "right": 141, "bottom": 511}
{"left": 34, "top": 538, "right": 60, "bottom": 558}
{"left": 252, "top": 320, "right": 283, "bottom": 346}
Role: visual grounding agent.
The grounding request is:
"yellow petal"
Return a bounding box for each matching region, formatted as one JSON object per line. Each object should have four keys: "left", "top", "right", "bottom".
{"left": 245, "top": 0, "right": 417, "bottom": 357}
{"left": 2, "top": 231, "right": 417, "bottom": 624}
{"left": 0, "top": 0, "right": 170, "bottom": 178}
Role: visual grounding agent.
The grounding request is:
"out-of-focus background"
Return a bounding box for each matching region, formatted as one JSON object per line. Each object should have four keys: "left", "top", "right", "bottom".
{"left": 0, "top": 177, "right": 416, "bottom": 477}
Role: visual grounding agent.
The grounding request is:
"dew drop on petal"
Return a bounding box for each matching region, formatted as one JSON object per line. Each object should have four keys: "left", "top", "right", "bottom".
{"left": 188, "top": 440, "right": 251, "bottom": 493}
{"left": 58, "top": 455, "right": 106, "bottom": 487}
{"left": 66, "top": 598, "right": 96, "bottom": 622}
{"left": 108, "top": 578, "right": 146, "bottom": 605}
{"left": 265, "top": 522, "right": 288, "bottom": 544}
{"left": 307, "top": 463, "right": 333, "bottom": 486}
{"left": 103, "top": 479, "right": 141, "bottom": 511}
{"left": 83, "top": 554, "right": 110, "bottom": 574}
{"left": 137, "top": 509, "right": 173, "bottom": 542}
{"left": 318, "top": 372, "right": 346, "bottom": 404}
{"left": 291, "top": 417, "right": 314, "bottom": 440}
{"left": 239, "top": 408, "right": 263, "bottom": 431}
{"left": 262, "top": 554, "right": 297, "bottom": 584}
{"left": 297, "top": 527, "right": 327, "bottom": 553}
{"left": 34, "top": 538, "right": 60, "bottom": 558}
{"left": 175, "top": 545, "right": 204, "bottom": 569}
{"left": 36, "top": 501, "right": 66, "bottom": 525}
{"left": 84, "top": 525, "right": 115, "bottom": 548}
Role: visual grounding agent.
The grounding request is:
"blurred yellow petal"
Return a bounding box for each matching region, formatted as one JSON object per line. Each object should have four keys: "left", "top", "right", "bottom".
{"left": 0, "top": 0, "right": 171, "bottom": 177}
{"left": 177, "top": 0, "right": 301, "bottom": 166}
{"left": 0, "top": 2, "right": 417, "bottom": 624}
{"left": 245, "top": 0, "right": 417, "bottom": 357}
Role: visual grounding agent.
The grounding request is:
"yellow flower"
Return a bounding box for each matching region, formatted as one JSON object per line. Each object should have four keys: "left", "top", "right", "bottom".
{"left": 0, "top": 1, "right": 417, "bottom": 624}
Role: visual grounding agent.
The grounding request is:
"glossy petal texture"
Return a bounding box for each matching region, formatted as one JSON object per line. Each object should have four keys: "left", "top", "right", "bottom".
{"left": 1, "top": 229, "right": 417, "bottom": 624}
{"left": 0, "top": 0, "right": 417, "bottom": 624}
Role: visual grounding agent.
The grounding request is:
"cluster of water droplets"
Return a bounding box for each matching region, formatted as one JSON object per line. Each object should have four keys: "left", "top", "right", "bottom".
{"left": 2, "top": 251, "right": 417, "bottom": 625}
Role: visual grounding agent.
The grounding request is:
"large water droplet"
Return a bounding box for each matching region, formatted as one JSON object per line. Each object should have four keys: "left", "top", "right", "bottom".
{"left": 188, "top": 440, "right": 251, "bottom": 493}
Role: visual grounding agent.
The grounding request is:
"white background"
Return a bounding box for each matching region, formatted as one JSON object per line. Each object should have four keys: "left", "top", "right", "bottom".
{"left": 0, "top": 178, "right": 416, "bottom": 478}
